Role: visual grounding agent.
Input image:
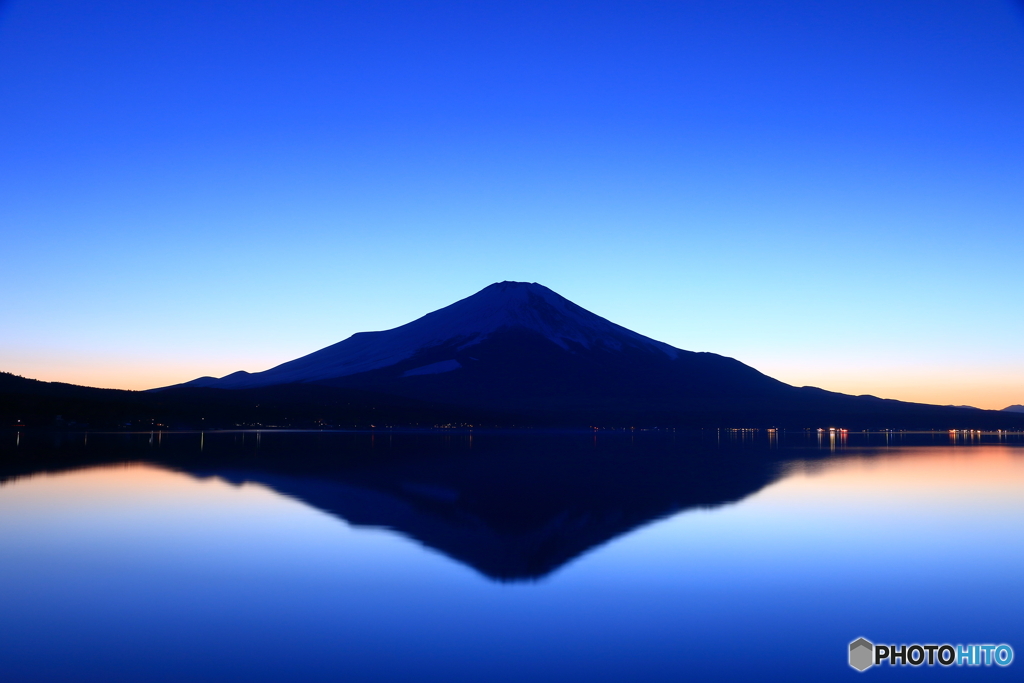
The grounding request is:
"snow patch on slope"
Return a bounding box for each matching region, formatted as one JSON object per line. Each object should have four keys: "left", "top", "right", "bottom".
{"left": 402, "top": 360, "right": 462, "bottom": 377}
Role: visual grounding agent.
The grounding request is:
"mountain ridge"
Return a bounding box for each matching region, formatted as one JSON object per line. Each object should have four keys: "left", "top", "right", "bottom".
{"left": 5, "top": 282, "right": 1024, "bottom": 430}
{"left": 173, "top": 281, "right": 680, "bottom": 390}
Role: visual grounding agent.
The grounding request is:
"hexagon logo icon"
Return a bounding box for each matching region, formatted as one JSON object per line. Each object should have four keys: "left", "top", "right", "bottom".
{"left": 849, "top": 638, "right": 874, "bottom": 672}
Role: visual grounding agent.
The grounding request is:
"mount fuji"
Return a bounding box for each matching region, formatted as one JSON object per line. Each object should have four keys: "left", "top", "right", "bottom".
{"left": 168, "top": 281, "right": 796, "bottom": 417}
{"left": 179, "top": 281, "right": 683, "bottom": 390}
{"left": 156, "top": 281, "right": 1017, "bottom": 428}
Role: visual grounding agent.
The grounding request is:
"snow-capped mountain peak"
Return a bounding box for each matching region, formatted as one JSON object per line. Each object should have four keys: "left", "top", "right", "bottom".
{"left": 174, "top": 281, "right": 680, "bottom": 389}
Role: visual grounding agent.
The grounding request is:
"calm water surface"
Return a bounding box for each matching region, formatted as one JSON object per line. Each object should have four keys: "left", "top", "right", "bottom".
{"left": 0, "top": 430, "right": 1021, "bottom": 682}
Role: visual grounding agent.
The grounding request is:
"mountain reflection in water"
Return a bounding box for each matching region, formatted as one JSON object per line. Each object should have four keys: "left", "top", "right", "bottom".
{"left": 3, "top": 429, "right": 1024, "bottom": 683}
{"left": 0, "top": 430, "right": 795, "bottom": 581}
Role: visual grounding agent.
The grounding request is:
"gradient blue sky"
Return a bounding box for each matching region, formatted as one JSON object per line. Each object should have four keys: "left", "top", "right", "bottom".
{"left": 1, "top": 0, "right": 1022, "bottom": 408}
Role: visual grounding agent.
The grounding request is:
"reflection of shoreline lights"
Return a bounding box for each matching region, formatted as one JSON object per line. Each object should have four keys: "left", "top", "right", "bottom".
{"left": 815, "top": 427, "right": 850, "bottom": 451}
{"left": 949, "top": 429, "right": 989, "bottom": 445}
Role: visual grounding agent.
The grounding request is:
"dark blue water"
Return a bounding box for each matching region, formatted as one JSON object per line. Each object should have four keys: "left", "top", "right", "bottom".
{"left": 0, "top": 430, "right": 1021, "bottom": 681}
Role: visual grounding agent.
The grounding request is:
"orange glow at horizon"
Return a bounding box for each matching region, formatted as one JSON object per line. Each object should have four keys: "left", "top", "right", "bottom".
{"left": 752, "top": 358, "right": 1024, "bottom": 412}
{"left": 0, "top": 353, "right": 278, "bottom": 392}
{"left": 2, "top": 349, "right": 1020, "bottom": 410}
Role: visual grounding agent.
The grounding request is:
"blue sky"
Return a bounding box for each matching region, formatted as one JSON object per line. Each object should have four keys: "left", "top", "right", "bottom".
{"left": 1, "top": 0, "right": 1022, "bottom": 408}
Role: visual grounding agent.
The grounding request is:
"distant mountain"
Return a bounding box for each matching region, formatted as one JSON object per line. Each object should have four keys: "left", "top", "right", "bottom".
{"left": 174, "top": 281, "right": 682, "bottom": 389}
{"left": 5, "top": 283, "right": 1024, "bottom": 429}
{"left": 0, "top": 370, "right": 486, "bottom": 430}
{"left": 154, "top": 281, "right": 1024, "bottom": 429}
{"left": 1003, "top": 405, "right": 1024, "bottom": 413}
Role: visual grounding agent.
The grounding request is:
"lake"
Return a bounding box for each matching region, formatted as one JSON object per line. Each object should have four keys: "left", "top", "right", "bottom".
{"left": 1, "top": 429, "right": 1021, "bottom": 681}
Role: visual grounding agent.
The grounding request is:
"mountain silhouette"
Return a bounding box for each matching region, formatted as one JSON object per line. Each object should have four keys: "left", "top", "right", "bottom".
{"left": 154, "top": 282, "right": 1024, "bottom": 429}
{"left": 177, "top": 281, "right": 681, "bottom": 389}
{"left": 4, "top": 283, "right": 1023, "bottom": 428}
